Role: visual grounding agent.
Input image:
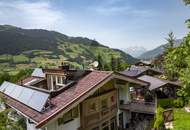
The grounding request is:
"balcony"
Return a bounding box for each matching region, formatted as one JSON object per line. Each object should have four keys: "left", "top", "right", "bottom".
{"left": 119, "top": 100, "right": 156, "bottom": 114}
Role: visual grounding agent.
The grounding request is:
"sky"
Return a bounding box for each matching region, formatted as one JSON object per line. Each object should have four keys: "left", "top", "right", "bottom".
{"left": 0, "top": 0, "right": 189, "bottom": 50}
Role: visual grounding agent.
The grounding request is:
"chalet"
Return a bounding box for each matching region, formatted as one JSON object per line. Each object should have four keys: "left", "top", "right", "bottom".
{"left": 0, "top": 65, "right": 149, "bottom": 130}
{"left": 120, "top": 66, "right": 181, "bottom": 128}
{"left": 138, "top": 75, "right": 180, "bottom": 99}
{"left": 122, "top": 66, "right": 162, "bottom": 78}
{"left": 134, "top": 61, "right": 153, "bottom": 67}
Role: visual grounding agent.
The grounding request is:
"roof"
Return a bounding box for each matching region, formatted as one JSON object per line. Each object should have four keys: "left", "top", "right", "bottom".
{"left": 0, "top": 70, "right": 148, "bottom": 128}
{"left": 0, "top": 71, "right": 112, "bottom": 127}
{"left": 135, "top": 61, "right": 152, "bottom": 66}
{"left": 138, "top": 75, "right": 180, "bottom": 90}
{"left": 32, "top": 68, "right": 45, "bottom": 78}
{"left": 122, "top": 66, "right": 162, "bottom": 77}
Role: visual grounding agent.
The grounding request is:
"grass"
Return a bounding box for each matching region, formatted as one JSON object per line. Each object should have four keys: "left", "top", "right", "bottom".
{"left": 173, "top": 108, "right": 190, "bottom": 130}
{"left": 13, "top": 54, "right": 29, "bottom": 63}
{"left": 0, "top": 54, "right": 13, "bottom": 62}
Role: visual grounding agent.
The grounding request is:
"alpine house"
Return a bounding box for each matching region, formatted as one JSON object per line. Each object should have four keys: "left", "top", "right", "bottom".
{"left": 0, "top": 65, "right": 148, "bottom": 130}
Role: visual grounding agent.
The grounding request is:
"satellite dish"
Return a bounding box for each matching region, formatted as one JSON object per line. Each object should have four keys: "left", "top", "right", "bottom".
{"left": 92, "top": 61, "right": 99, "bottom": 68}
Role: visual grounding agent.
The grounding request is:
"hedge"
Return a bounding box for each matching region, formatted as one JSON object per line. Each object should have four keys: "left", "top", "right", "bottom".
{"left": 158, "top": 98, "right": 184, "bottom": 109}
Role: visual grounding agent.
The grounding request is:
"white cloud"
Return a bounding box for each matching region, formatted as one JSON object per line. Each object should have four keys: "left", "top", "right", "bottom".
{"left": 94, "top": 5, "right": 154, "bottom": 17}
{"left": 0, "top": 0, "right": 65, "bottom": 30}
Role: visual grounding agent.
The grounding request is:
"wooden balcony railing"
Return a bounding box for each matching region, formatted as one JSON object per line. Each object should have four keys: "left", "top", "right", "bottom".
{"left": 119, "top": 100, "right": 156, "bottom": 114}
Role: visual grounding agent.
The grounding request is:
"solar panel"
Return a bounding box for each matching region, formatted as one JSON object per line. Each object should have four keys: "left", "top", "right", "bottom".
{"left": 28, "top": 91, "right": 49, "bottom": 111}
{"left": 0, "top": 81, "right": 49, "bottom": 112}
{"left": 4, "top": 84, "right": 15, "bottom": 95}
{"left": 0, "top": 82, "right": 9, "bottom": 92}
{"left": 11, "top": 85, "right": 23, "bottom": 99}
{"left": 19, "top": 88, "right": 34, "bottom": 104}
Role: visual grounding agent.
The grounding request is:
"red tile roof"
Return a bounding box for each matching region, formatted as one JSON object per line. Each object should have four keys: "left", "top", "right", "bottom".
{"left": 3, "top": 71, "right": 113, "bottom": 128}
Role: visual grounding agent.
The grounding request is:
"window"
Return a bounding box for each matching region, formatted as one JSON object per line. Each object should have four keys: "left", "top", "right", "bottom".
{"left": 72, "top": 107, "right": 79, "bottom": 118}
{"left": 28, "top": 119, "right": 35, "bottom": 124}
{"left": 57, "top": 106, "right": 79, "bottom": 125}
{"left": 56, "top": 76, "right": 66, "bottom": 86}
{"left": 88, "top": 102, "right": 97, "bottom": 112}
{"left": 57, "top": 76, "right": 62, "bottom": 84}
{"left": 62, "top": 76, "right": 66, "bottom": 84}
{"left": 63, "top": 110, "right": 73, "bottom": 123}
{"left": 101, "top": 99, "right": 108, "bottom": 110}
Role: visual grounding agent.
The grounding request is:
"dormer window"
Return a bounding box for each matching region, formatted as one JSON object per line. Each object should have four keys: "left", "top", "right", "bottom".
{"left": 56, "top": 76, "right": 66, "bottom": 86}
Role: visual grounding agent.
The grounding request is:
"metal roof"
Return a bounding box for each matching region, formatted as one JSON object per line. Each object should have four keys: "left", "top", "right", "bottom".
{"left": 138, "top": 75, "right": 167, "bottom": 90}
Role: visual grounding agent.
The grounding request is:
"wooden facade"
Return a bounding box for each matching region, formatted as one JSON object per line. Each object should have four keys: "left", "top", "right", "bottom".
{"left": 79, "top": 81, "right": 118, "bottom": 130}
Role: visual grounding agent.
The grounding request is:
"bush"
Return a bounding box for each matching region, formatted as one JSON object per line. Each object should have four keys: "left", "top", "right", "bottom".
{"left": 158, "top": 98, "right": 185, "bottom": 109}
{"left": 154, "top": 106, "right": 164, "bottom": 130}
{"left": 158, "top": 98, "right": 174, "bottom": 109}
{"left": 173, "top": 98, "right": 184, "bottom": 108}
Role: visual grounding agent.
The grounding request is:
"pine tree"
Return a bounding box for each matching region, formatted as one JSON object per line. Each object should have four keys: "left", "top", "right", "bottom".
{"left": 97, "top": 54, "right": 104, "bottom": 70}
{"left": 111, "top": 55, "right": 116, "bottom": 71}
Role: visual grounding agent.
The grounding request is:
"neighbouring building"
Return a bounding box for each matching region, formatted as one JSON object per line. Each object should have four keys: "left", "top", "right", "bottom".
{"left": 0, "top": 65, "right": 149, "bottom": 130}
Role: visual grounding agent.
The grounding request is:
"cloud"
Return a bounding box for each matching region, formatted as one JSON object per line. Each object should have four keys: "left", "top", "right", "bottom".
{"left": 94, "top": 5, "right": 154, "bottom": 17}
{"left": 91, "top": 0, "right": 154, "bottom": 17}
{"left": 0, "top": 0, "right": 65, "bottom": 30}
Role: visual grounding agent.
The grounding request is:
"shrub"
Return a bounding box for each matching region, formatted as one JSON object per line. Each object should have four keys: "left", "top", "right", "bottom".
{"left": 158, "top": 98, "right": 174, "bottom": 109}
{"left": 158, "top": 98, "right": 185, "bottom": 109}
{"left": 173, "top": 98, "right": 184, "bottom": 108}
{"left": 154, "top": 106, "right": 164, "bottom": 130}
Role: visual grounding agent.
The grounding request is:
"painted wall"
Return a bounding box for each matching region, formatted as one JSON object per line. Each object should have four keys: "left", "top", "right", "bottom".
{"left": 26, "top": 119, "right": 42, "bottom": 130}
{"left": 45, "top": 117, "right": 80, "bottom": 130}
{"left": 117, "top": 83, "right": 132, "bottom": 129}
{"left": 118, "top": 83, "right": 130, "bottom": 104}
{"left": 57, "top": 117, "right": 80, "bottom": 130}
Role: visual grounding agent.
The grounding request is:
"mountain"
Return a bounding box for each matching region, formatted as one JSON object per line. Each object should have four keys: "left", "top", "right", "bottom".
{"left": 0, "top": 25, "right": 138, "bottom": 73}
{"left": 139, "top": 39, "right": 183, "bottom": 60}
{"left": 123, "top": 46, "right": 147, "bottom": 58}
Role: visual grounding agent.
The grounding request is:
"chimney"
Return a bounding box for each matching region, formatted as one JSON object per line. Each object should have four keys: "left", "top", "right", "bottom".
{"left": 59, "top": 62, "right": 70, "bottom": 71}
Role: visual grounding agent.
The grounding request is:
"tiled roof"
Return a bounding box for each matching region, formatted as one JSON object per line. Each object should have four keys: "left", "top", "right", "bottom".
{"left": 2, "top": 71, "right": 113, "bottom": 127}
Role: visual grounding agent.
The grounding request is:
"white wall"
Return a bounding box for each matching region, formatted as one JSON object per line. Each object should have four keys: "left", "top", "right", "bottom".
{"left": 118, "top": 83, "right": 130, "bottom": 104}
{"left": 26, "top": 119, "right": 42, "bottom": 130}
{"left": 45, "top": 117, "right": 80, "bottom": 130}
{"left": 117, "top": 83, "right": 132, "bottom": 129}
{"left": 57, "top": 117, "right": 80, "bottom": 130}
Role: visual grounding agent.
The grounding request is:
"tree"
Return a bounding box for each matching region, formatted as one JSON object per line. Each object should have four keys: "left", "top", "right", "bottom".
{"left": 165, "top": 31, "right": 175, "bottom": 52}
{"left": 164, "top": 32, "right": 177, "bottom": 80}
{"left": 97, "top": 54, "right": 104, "bottom": 70}
{"left": 0, "top": 94, "right": 23, "bottom": 130}
{"left": 110, "top": 55, "right": 117, "bottom": 71}
{"left": 183, "top": 0, "right": 190, "bottom": 28}
{"left": 183, "top": 0, "right": 190, "bottom": 5}
{"left": 164, "top": 33, "right": 190, "bottom": 101}
{"left": 0, "top": 72, "right": 10, "bottom": 84}
{"left": 116, "top": 58, "right": 130, "bottom": 71}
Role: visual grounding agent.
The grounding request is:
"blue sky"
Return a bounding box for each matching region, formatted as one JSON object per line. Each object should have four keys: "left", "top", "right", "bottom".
{"left": 0, "top": 0, "right": 189, "bottom": 50}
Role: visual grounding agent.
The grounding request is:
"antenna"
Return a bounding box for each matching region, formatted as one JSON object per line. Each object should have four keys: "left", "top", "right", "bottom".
{"left": 92, "top": 61, "right": 99, "bottom": 68}
{"left": 89, "top": 61, "right": 99, "bottom": 70}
